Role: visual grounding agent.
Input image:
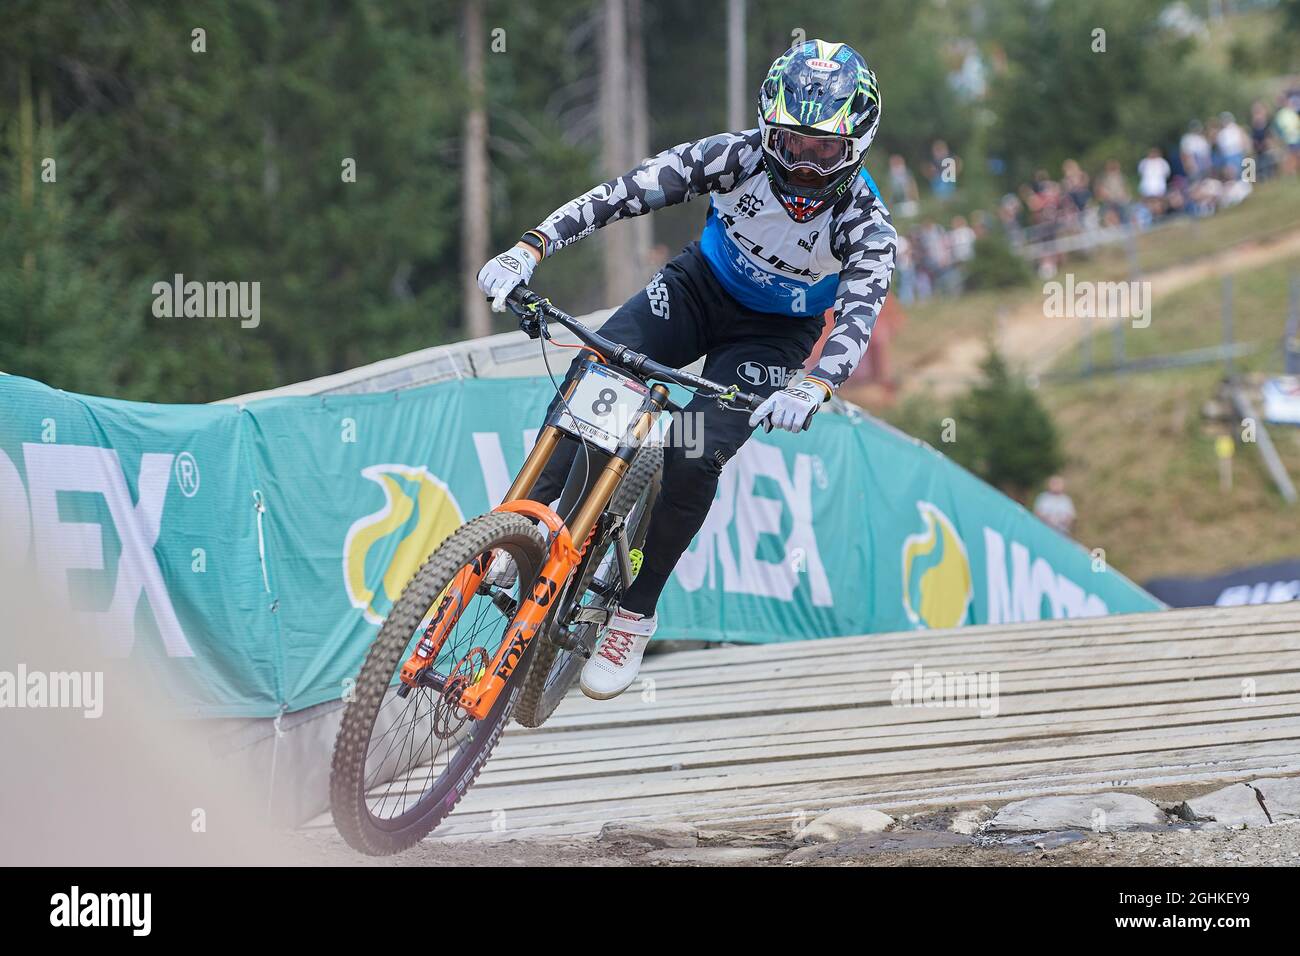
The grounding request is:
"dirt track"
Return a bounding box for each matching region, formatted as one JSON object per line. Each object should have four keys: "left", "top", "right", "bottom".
{"left": 905, "top": 225, "right": 1300, "bottom": 399}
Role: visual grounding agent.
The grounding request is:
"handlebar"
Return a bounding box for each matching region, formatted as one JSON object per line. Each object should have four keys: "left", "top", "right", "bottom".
{"left": 504, "top": 286, "right": 765, "bottom": 412}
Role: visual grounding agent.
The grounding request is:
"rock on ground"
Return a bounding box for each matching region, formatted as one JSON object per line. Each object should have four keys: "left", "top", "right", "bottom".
{"left": 599, "top": 822, "right": 699, "bottom": 848}
{"left": 988, "top": 793, "right": 1167, "bottom": 833}
{"left": 1179, "top": 778, "right": 1300, "bottom": 828}
{"left": 785, "top": 830, "right": 973, "bottom": 864}
{"left": 645, "top": 846, "right": 785, "bottom": 865}
{"left": 950, "top": 806, "right": 994, "bottom": 835}
{"left": 1255, "top": 777, "right": 1300, "bottom": 819}
{"left": 798, "top": 807, "right": 894, "bottom": 843}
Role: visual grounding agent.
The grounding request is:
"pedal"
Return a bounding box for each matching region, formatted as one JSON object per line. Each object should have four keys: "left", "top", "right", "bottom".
{"left": 572, "top": 606, "right": 612, "bottom": 627}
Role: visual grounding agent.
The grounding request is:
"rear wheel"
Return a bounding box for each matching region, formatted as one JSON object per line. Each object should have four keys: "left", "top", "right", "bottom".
{"left": 513, "top": 445, "right": 662, "bottom": 728}
{"left": 330, "top": 511, "right": 547, "bottom": 855}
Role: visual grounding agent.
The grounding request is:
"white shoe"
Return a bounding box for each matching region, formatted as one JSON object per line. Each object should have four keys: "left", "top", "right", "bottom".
{"left": 483, "top": 524, "right": 547, "bottom": 589}
{"left": 580, "top": 608, "right": 657, "bottom": 700}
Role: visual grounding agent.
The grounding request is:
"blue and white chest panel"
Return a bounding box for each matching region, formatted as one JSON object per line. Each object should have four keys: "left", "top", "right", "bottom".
{"left": 700, "top": 172, "right": 841, "bottom": 316}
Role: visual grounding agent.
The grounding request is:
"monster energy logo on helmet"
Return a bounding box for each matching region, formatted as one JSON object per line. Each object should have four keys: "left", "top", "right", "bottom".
{"left": 757, "top": 39, "right": 881, "bottom": 222}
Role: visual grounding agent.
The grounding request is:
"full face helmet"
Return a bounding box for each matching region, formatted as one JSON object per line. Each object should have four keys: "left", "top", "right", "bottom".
{"left": 757, "top": 40, "right": 881, "bottom": 222}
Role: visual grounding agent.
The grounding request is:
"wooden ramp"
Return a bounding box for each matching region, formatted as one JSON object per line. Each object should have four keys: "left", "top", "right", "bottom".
{"left": 382, "top": 604, "right": 1300, "bottom": 842}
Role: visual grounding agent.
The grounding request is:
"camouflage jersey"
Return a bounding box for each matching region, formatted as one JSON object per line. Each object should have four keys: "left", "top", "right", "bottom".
{"left": 529, "top": 129, "right": 897, "bottom": 389}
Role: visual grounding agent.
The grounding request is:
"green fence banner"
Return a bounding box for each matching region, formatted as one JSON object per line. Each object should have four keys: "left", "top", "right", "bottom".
{"left": 0, "top": 373, "right": 1160, "bottom": 717}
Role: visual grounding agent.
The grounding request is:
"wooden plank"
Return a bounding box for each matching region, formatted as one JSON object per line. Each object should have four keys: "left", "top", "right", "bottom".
{"left": 381, "top": 718, "right": 1300, "bottom": 810}
{"left": 635, "top": 604, "right": 1300, "bottom": 670}
{"left": 543, "top": 647, "right": 1300, "bottom": 716}
{"left": 527, "top": 664, "right": 1300, "bottom": 731}
{"left": 490, "top": 683, "right": 1300, "bottom": 757}
{"left": 626, "top": 626, "right": 1300, "bottom": 688}
{"left": 482, "top": 700, "right": 1300, "bottom": 776}
{"left": 624, "top": 633, "right": 1300, "bottom": 690}
{"left": 467, "top": 715, "right": 1300, "bottom": 789}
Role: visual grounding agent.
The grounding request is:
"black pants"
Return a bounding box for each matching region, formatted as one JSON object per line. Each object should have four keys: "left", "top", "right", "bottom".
{"left": 529, "top": 242, "right": 824, "bottom": 617}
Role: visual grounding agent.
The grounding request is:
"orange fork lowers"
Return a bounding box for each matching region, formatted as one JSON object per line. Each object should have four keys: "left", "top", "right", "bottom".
{"left": 396, "top": 422, "right": 569, "bottom": 691}
{"left": 396, "top": 555, "right": 487, "bottom": 689}
{"left": 393, "top": 499, "right": 585, "bottom": 708}
{"left": 456, "top": 499, "right": 585, "bottom": 720}
{"left": 399, "top": 386, "right": 666, "bottom": 717}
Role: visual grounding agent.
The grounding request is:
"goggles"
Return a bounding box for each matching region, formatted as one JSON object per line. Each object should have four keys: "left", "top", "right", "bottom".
{"left": 765, "top": 128, "right": 855, "bottom": 177}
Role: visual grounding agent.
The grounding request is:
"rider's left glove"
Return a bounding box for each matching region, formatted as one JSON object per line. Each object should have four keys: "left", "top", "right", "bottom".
{"left": 477, "top": 245, "right": 539, "bottom": 312}
{"left": 748, "top": 378, "right": 830, "bottom": 434}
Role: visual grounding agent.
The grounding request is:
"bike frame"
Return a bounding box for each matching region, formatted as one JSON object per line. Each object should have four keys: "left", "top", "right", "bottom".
{"left": 398, "top": 352, "right": 673, "bottom": 720}
{"left": 394, "top": 288, "right": 760, "bottom": 722}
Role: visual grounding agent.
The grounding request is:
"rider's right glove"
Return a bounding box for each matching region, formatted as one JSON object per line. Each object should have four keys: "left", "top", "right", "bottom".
{"left": 476, "top": 245, "right": 538, "bottom": 312}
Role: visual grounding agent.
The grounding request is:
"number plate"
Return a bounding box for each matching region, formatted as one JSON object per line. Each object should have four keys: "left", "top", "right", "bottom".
{"left": 556, "top": 363, "right": 651, "bottom": 452}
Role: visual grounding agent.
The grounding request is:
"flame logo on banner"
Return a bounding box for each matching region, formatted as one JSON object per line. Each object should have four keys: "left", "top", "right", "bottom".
{"left": 343, "top": 465, "right": 464, "bottom": 625}
{"left": 901, "top": 501, "right": 973, "bottom": 630}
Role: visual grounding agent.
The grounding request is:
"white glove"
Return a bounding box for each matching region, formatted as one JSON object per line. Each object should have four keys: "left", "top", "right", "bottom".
{"left": 748, "top": 379, "right": 829, "bottom": 433}
{"left": 476, "top": 245, "right": 538, "bottom": 312}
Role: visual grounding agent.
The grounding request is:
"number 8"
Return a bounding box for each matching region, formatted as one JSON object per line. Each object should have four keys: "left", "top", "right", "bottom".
{"left": 592, "top": 388, "right": 617, "bottom": 417}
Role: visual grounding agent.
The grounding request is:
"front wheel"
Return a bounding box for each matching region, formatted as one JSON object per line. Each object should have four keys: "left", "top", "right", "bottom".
{"left": 329, "top": 511, "right": 547, "bottom": 855}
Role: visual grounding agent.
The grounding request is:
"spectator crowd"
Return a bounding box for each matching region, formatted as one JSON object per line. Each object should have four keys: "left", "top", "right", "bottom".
{"left": 885, "top": 84, "right": 1300, "bottom": 302}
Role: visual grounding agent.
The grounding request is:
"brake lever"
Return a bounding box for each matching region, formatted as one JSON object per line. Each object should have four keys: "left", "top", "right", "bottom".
{"left": 519, "top": 312, "right": 546, "bottom": 340}
{"left": 508, "top": 293, "right": 550, "bottom": 340}
{"left": 716, "top": 384, "right": 761, "bottom": 412}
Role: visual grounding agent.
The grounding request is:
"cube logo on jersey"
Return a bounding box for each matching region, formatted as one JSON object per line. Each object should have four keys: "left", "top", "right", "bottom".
{"left": 737, "top": 361, "right": 797, "bottom": 387}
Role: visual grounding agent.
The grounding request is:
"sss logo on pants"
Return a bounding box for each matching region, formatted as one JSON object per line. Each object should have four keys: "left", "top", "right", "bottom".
{"left": 645, "top": 272, "right": 669, "bottom": 319}
{"left": 343, "top": 465, "right": 464, "bottom": 625}
{"left": 901, "top": 501, "right": 973, "bottom": 630}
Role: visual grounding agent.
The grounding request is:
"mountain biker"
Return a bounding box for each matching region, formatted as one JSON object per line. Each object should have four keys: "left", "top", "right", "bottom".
{"left": 476, "top": 40, "right": 896, "bottom": 700}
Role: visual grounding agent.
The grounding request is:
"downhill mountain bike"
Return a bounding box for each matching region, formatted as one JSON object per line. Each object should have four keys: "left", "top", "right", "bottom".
{"left": 329, "top": 286, "right": 763, "bottom": 855}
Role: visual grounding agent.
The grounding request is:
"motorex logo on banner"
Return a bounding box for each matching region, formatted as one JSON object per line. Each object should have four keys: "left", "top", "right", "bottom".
{"left": 983, "top": 527, "right": 1107, "bottom": 622}
{"left": 674, "top": 440, "right": 832, "bottom": 605}
{"left": 0, "top": 443, "right": 195, "bottom": 656}
{"left": 901, "top": 502, "right": 974, "bottom": 629}
{"left": 343, "top": 464, "right": 465, "bottom": 625}
{"left": 901, "top": 501, "right": 1109, "bottom": 629}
